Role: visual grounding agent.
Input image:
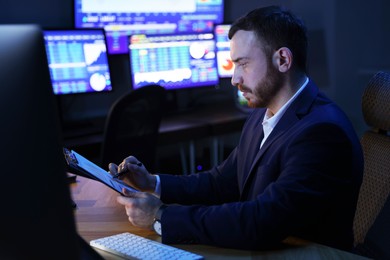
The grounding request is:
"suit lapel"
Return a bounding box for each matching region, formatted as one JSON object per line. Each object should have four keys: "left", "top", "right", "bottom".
{"left": 242, "top": 113, "right": 297, "bottom": 189}
{"left": 242, "top": 118, "right": 264, "bottom": 177}
{"left": 237, "top": 111, "right": 265, "bottom": 190}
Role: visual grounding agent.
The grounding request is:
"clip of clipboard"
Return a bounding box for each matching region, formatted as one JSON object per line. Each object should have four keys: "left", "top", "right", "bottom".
{"left": 63, "top": 147, "right": 138, "bottom": 195}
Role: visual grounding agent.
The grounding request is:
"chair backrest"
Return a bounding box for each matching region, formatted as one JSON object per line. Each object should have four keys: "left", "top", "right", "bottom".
{"left": 353, "top": 71, "right": 390, "bottom": 253}
{"left": 100, "top": 85, "right": 166, "bottom": 172}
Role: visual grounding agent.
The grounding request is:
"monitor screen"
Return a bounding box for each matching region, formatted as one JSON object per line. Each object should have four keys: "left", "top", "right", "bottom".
{"left": 43, "top": 29, "right": 112, "bottom": 95}
{"left": 214, "top": 24, "right": 234, "bottom": 78}
{"left": 0, "top": 24, "right": 81, "bottom": 259}
{"left": 129, "top": 32, "right": 219, "bottom": 90}
{"left": 74, "top": 0, "right": 224, "bottom": 54}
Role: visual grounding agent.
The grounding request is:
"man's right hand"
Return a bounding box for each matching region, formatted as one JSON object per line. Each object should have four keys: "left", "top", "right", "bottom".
{"left": 108, "top": 155, "right": 157, "bottom": 193}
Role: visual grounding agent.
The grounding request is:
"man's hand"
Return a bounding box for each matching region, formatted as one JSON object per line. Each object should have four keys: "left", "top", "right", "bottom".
{"left": 117, "top": 188, "right": 163, "bottom": 229}
{"left": 108, "top": 155, "right": 157, "bottom": 193}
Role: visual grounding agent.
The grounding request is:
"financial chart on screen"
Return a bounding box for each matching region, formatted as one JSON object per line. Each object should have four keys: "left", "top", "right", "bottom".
{"left": 214, "top": 24, "right": 234, "bottom": 78}
{"left": 43, "top": 29, "right": 112, "bottom": 95}
{"left": 74, "top": 0, "right": 224, "bottom": 54}
{"left": 129, "top": 33, "right": 219, "bottom": 90}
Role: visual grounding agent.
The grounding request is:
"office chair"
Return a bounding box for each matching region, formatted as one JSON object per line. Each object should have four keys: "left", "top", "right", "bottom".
{"left": 100, "top": 84, "right": 166, "bottom": 172}
{"left": 353, "top": 71, "right": 390, "bottom": 258}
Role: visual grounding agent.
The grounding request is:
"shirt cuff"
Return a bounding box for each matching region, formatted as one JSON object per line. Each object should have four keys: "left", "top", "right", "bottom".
{"left": 153, "top": 174, "right": 161, "bottom": 198}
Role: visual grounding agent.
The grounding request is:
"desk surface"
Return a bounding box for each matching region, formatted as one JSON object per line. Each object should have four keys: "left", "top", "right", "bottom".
{"left": 71, "top": 175, "right": 368, "bottom": 259}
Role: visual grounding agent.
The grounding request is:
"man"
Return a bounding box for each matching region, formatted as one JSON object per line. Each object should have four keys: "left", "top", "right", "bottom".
{"left": 109, "top": 5, "right": 364, "bottom": 251}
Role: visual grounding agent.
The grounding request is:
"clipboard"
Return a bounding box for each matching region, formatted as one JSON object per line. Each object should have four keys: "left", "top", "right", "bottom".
{"left": 63, "top": 147, "right": 138, "bottom": 195}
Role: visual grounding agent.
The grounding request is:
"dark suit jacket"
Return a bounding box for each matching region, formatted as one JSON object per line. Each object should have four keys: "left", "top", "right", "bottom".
{"left": 159, "top": 80, "right": 364, "bottom": 251}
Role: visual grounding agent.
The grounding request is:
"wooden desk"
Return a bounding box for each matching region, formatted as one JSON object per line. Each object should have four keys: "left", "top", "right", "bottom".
{"left": 71, "top": 175, "right": 369, "bottom": 259}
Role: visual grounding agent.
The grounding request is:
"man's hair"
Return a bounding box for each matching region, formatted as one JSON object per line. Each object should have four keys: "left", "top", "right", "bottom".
{"left": 229, "top": 5, "right": 308, "bottom": 73}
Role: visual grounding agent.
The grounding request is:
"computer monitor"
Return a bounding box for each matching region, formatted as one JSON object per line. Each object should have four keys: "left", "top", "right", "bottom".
{"left": 0, "top": 24, "right": 84, "bottom": 259}
{"left": 129, "top": 32, "right": 219, "bottom": 90}
{"left": 214, "top": 23, "right": 234, "bottom": 78}
{"left": 74, "top": 0, "right": 224, "bottom": 54}
{"left": 43, "top": 29, "right": 112, "bottom": 95}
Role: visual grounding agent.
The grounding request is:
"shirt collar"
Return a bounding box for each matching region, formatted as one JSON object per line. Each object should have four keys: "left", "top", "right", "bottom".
{"left": 262, "top": 76, "right": 309, "bottom": 127}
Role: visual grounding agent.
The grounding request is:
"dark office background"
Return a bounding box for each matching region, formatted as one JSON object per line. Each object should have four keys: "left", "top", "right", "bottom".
{"left": 1, "top": 0, "right": 389, "bottom": 170}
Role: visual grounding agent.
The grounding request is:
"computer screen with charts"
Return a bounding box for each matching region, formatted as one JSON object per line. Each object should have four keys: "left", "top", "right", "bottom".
{"left": 214, "top": 23, "right": 234, "bottom": 78}
{"left": 74, "top": 0, "right": 224, "bottom": 54}
{"left": 129, "top": 32, "right": 219, "bottom": 90}
{"left": 43, "top": 29, "right": 112, "bottom": 95}
{"left": 0, "top": 24, "right": 82, "bottom": 259}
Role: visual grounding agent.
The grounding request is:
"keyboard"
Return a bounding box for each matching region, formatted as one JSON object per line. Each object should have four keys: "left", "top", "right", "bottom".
{"left": 90, "top": 232, "right": 204, "bottom": 260}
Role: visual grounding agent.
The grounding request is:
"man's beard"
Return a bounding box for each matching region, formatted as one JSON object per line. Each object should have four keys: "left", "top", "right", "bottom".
{"left": 245, "top": 63, "right": 284, "bottom": 108}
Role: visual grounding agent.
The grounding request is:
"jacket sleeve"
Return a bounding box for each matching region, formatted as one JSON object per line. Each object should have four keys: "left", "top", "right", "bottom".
{"left": 159, "top": 146, "right": 241, "bottom": 205}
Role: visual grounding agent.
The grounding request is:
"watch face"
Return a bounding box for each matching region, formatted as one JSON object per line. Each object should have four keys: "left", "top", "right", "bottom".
{"left": 153, "top": 220, "right": 162, "bottom": 236}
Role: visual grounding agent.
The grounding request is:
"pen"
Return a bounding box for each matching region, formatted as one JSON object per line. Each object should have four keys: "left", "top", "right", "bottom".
{"left": 112, "top": 162, "right": 143, "bottom": 179}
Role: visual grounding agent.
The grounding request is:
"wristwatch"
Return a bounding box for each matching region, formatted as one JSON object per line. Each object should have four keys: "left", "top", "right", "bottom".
{"left": 153, "top": 204, "right": 167, "bottom": 236}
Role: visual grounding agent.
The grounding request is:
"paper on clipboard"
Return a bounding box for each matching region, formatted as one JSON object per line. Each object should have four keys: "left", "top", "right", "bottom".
{"left": 63, "top": 148, "right": 138, "bottom": 194}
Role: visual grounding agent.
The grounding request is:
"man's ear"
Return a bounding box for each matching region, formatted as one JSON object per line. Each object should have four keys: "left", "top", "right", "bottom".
{"left": 272, "top": 47, "right": 293, "bottom": 72}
